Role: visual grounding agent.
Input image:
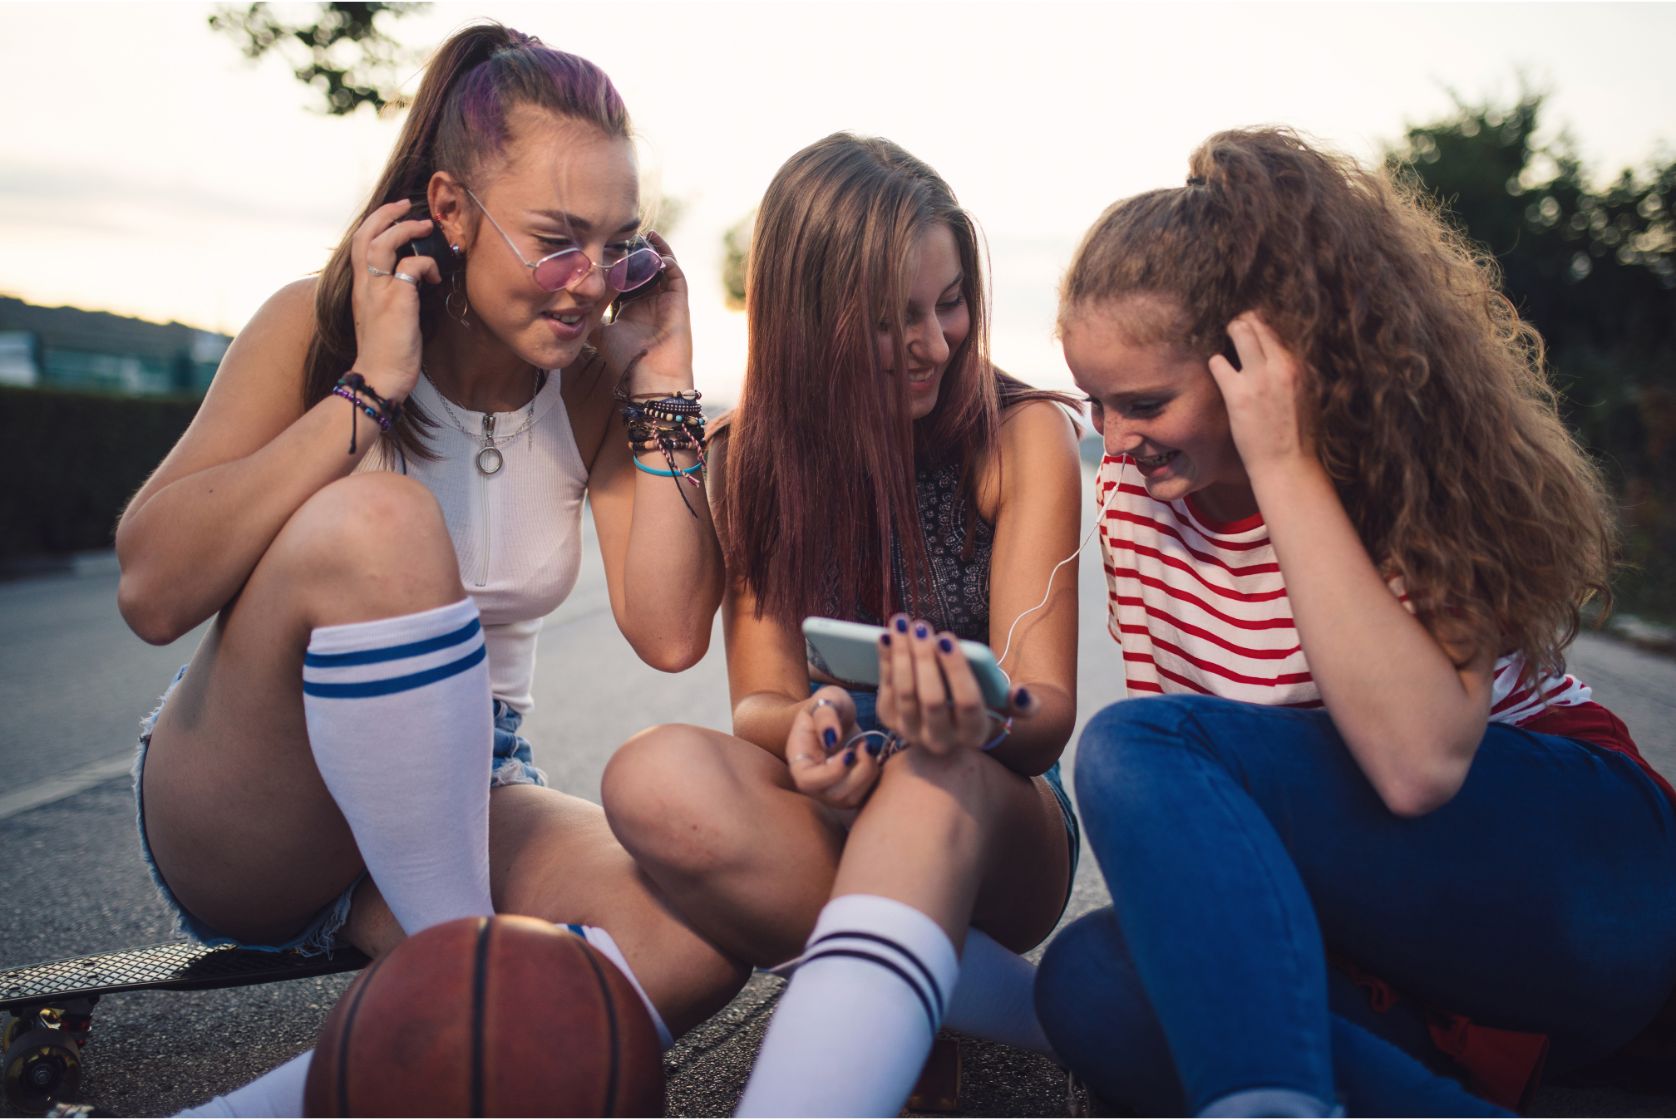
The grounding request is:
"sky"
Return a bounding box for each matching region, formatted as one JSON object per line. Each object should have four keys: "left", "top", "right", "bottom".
{"left": 3, "top": 0, "right": 1674, "bottom": 401}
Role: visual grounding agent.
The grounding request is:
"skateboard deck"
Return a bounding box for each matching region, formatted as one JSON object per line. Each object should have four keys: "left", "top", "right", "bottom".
{"left": 1, "top": 942, "right": 367, "bottom": 1110}
{"left": 0, "top": 941, "right": 368, "bottom": 1013}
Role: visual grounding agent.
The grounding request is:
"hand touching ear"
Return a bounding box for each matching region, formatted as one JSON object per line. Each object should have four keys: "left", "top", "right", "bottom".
{"left": 1207, "top": 313, "right": 1313, "bottom": 475}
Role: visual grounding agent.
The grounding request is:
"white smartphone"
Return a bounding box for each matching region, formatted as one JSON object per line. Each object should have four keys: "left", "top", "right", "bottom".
{"left": 802, "top": 616, "right": 1012, "bottom": 710}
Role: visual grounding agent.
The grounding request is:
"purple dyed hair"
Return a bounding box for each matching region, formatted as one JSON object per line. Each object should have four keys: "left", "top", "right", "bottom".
{"left": 302, "top": 23, "right": 630, "bottom": 458}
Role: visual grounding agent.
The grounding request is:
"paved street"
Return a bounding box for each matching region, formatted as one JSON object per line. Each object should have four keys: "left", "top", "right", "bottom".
{"left": 2, "top": 500, "right": 1673, "bottom": 1116}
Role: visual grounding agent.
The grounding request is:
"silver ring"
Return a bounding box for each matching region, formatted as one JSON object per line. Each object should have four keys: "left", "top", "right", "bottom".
{"left": 366, "top": 264, "right": 393, "bottom": 278}
{"left": 392, "top": 271, "right": 419, "bottom": 286}
{"left": 812, "top": 697, "right": 837, "bottom": 713}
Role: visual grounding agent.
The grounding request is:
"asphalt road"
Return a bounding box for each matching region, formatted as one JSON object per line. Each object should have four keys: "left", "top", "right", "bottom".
{"left": 2, "top": 503, "right": 1673, "bottom": 1117}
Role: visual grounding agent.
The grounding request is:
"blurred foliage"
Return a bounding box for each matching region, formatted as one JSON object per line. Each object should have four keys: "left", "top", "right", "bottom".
{"left": 721, "top": 209, "right": 754, "bottom": 311}
{"left": 0, "top": 386, "right": 199, "bottom": 559}
{"left": 208, "top": 4, "right": 687, "bottom": 231}
{"left": 209, "top": 2, "right": 420, "bottom": 116}
{"left": 1387, "top": 92, "right": 1676, "bottom": 623}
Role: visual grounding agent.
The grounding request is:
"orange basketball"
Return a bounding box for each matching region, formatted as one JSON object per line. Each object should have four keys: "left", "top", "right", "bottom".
{"left": 304, "top": 915, "right": 665, "bottom": 1117}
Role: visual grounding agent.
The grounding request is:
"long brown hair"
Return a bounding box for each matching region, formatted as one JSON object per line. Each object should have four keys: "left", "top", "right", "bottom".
{"left": 303, "top": 23, "right": 629, "bottom": 460}
{"left": 719, "top": 133, "right": 1034, "bottom": 628}
{"left": 1061, "top": 126, "right": 1616, "bottom": 679}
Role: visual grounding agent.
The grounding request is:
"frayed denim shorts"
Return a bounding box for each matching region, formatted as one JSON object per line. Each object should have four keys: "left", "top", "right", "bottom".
{"left": 132, "top": 665, "right": 547, "bottom": 956}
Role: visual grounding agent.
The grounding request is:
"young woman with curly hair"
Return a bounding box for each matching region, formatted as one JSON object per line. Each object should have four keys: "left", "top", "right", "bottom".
{"left": 602, "top": 133, "right": 1084, "bottom": 1116}
{"left": 1033, "top": 127, "right": 1676, "bottom": 1117}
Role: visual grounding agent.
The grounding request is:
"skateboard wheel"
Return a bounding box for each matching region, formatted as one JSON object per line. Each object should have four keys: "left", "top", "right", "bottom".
{"left": 907, "top": 1035, "right": 961, "bottom": 1114}
{"left": 3, "top": 1026, "right": 83, "bottom": 1112}
{"left": 0, "top": 1013, "right": 34, "bottom": 1053}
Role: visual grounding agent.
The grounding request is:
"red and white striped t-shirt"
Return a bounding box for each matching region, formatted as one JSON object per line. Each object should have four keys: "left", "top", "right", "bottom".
{"left": 1095, "top": 454, "right": 1668, "bottom": 795}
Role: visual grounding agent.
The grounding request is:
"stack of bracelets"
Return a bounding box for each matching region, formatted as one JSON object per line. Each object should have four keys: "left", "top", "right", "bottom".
{"left": 615, "top": 386, "right": 708, "bottom": 517}
{"left": 332, "top": 372, "right": 406, "bottom": 470}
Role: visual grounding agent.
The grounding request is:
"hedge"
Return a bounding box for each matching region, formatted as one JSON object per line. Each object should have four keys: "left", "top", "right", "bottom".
{"left": 0, "top": 385, "right": 201, "bottom": 559}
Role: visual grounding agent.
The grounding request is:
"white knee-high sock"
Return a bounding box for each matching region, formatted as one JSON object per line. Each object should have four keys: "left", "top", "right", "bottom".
{"left": 567, "top": 923, "right": 675, "bottom": 1049}
{"left": 175, "top": 1049, "right": 313, "bottom": 1117}
{"left": 944, "top": 927, "right": 1056, "bottom": 1057}
{"left": 737, "top": 894, "right": 959, "bottom": 1118}
{"left": 302, "top": 598, "right": 494, "bottom": 935}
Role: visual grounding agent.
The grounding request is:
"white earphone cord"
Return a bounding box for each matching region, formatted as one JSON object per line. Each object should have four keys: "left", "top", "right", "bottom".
{"left": 992, "top": 466, "right": 1125, "bottom": 685}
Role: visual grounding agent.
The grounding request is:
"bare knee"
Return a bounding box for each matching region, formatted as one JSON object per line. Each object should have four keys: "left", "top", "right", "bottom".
{"left": 603, "top": 725, "right": 764, "bottom": 879}
{"left": 270, "top": 473, "right": 462, "bottom": 625}
{"left": 862, "top": 748, "right": 1033, "bottom": 878}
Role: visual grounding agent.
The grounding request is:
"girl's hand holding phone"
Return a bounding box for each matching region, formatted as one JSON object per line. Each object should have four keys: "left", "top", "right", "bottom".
{"left": 875, "top": 615, "right": 1036, "bottom": 756}
{"left": 348, "top": 199, "right": 439, "bottom": 403}
{"left": 596, "top": 230, "right": 694, "bottom": 396}
{"left": 785, "top": 685, "right": 883, "bottom": 810}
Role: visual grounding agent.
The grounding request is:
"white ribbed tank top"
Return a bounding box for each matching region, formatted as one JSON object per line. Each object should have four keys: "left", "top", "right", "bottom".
{"left": 359, "top": 370, "right": 589, "bottom": 713}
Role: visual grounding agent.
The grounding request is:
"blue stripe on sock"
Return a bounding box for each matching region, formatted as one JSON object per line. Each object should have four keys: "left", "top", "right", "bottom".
{"left": 303, "top": 642, "right": 487, "bottom": 698}
{"left": 303, "top": 617, "right": 482, "bottom": 668}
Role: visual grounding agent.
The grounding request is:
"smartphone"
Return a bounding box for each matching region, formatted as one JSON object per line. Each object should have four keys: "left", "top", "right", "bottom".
{"left": 394, "top": 199, "right": 458, "bottom": 274}
{"left": 802, "top": 616, "right": 1012, "bottom": 710}
{"left": 1218, "top": 331, "right": 1241, "bottom": 371}
{"left": 606, "top": 265, "right": 666, "bottom": 323}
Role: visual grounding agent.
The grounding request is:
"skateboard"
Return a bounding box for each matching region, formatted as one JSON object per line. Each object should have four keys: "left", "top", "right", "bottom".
{"left": 0, "top": 941, "right": 367, "bottom": 1112}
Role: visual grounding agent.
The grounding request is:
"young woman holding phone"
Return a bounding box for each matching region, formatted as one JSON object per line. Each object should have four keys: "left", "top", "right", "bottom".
{"left": 603, "top": 132, "right": 1084, "bottom": 1117}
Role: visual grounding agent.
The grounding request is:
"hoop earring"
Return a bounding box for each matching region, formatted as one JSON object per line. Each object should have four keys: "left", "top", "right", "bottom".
{"left": 446, "top": 269, "right": 472, "bottom": 328}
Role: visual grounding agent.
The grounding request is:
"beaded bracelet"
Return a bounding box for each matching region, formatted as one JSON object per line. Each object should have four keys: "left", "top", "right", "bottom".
{"left": 624, "top": 388, "right": 701, "bottom": 402}
{"left": 332, "top": 372, "right": 405, "bottom": 468}
{"left": 331, "top": 385, "right": 386, "bottom": 430}
{"left": 340, "top": 372, "right": 401, "bottom": 421}
{"left": 614, "top": 386, "right": 708, "bottom": 517}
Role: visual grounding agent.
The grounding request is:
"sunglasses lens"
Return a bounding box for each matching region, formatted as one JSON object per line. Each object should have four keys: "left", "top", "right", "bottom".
{"left": 610, "top": 246, "right": 664, "bottom": 293}
{"left": 532, "top": 251, "right": 587, "bottom": 292}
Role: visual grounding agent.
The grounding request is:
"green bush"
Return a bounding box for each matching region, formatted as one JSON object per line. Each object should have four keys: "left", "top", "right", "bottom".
{"left": 0, "top": 385, "right": 200, "bottom": 559}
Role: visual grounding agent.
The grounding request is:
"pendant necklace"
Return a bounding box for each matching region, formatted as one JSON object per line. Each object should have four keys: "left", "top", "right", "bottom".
{"left": 423, "top": 367, "right": 542, "bottom": 476}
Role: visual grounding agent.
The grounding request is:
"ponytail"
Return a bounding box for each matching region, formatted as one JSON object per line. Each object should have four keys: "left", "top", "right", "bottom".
{"left": 302, "top": 23, "right": 629, "bottom": 461}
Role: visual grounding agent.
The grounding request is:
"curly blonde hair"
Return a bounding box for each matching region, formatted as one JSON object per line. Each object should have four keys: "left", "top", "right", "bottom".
{"left": 1061, "top": 127, "right": 1616, "bottom": 680}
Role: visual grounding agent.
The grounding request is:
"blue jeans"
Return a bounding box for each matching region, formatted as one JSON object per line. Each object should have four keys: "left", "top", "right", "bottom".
{"left": 1037, "top": 695, "right": 1676, "bottom": 1116}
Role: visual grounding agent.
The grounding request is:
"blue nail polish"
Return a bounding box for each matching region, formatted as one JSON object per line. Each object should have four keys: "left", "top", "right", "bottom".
{"left": 844, "top": 750, "right": 857, "bottom": 767}
{"left": 866, "top": 739, "right": 883, "bottom": 757}
{"left": 894, "top": 616, "right": 909, "bottom": 633}
{"left": 1015, "top": 687, "right": 1032, "bottom": 708}
{"left": 823, "top": 727, "right": 837, "bottom": 748}
{"left": 915, "top": 622, "right": 929, "bottom": 639}
{"left": 938, "top": 636, "right": 954, "bottom": 653}
{"left": 880, "top": 632, "right": 892, "bottom": 647}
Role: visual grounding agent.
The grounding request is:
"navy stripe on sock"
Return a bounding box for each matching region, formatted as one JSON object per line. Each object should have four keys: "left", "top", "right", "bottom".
{"left": 808, "top": 929, "right": 946, "bottom": 1016}
{"left": 303, "top": 617, "right": 482, "bottom": 668}
{"left": 303, "top": 643, "right": 487, "bottom": 698}
{"left": 799, "top": 946, "right": 941, "bottom": 1036}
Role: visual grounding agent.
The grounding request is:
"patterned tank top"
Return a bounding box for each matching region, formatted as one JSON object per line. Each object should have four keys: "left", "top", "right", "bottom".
{"left": 814, "top": 459, "right": 995, "bottom": 644}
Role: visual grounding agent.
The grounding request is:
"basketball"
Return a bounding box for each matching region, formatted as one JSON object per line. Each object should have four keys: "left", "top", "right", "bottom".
{"left": 304, "top": 915, "right": 665, "bottom": 1117}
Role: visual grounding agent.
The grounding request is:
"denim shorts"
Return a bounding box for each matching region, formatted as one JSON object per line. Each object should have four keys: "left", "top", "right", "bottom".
{"left": 817, "top": 684, "right": 1083, "bottom": 902}
{"left": 132, "top": 665, "right": 546, "bottom": 956}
